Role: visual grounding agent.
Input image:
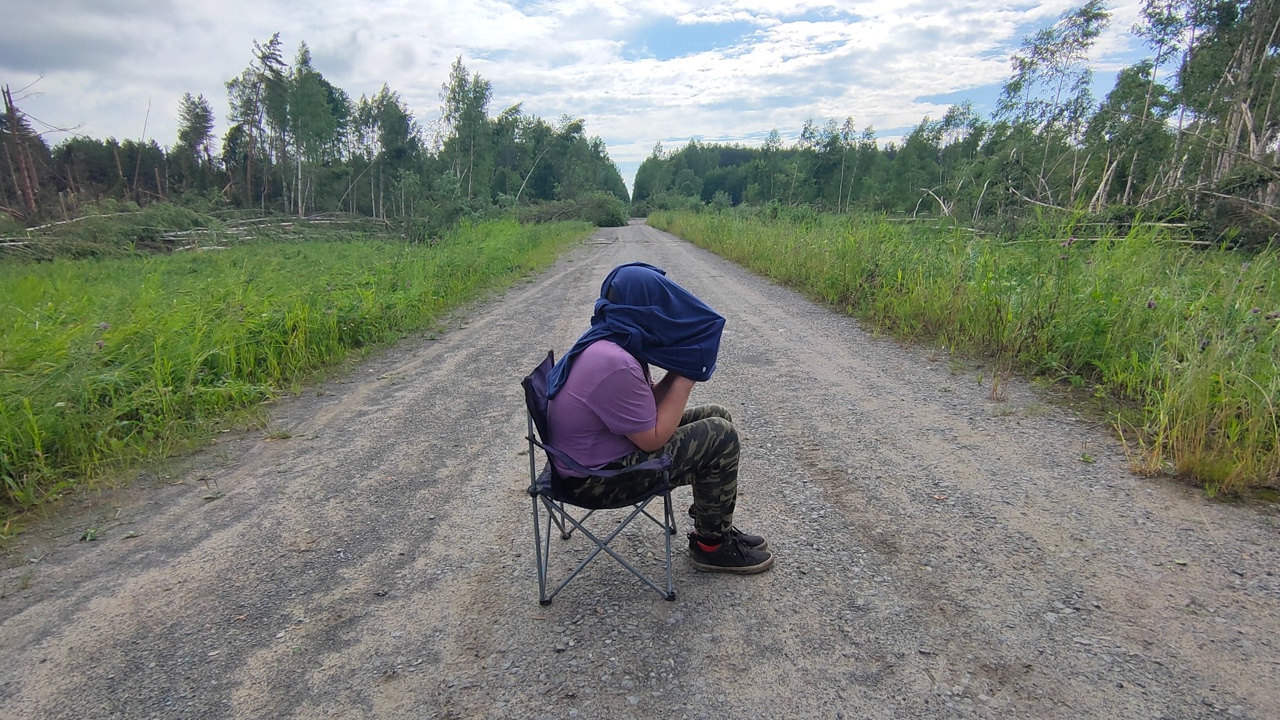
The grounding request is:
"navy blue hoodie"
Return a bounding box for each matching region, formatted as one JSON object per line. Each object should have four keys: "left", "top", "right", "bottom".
{"left": 546, "top": 262, "right": 725, "bottom": 398}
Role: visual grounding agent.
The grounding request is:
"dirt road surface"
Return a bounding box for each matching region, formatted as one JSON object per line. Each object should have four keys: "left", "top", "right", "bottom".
{"left": 2, "top": 221, "right": 1278, "bottom": 719}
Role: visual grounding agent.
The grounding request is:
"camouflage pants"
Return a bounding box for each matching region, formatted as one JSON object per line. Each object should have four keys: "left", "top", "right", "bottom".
{"left": 559, "top": 405, "right": 739, "bottom": 540}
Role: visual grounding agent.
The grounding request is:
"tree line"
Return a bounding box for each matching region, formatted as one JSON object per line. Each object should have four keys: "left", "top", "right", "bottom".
{"left": 632, "top": 0, "right": 1279, "bottom": 248}
{"left": 1, "top": 35, "right": 630, "bottom": 235}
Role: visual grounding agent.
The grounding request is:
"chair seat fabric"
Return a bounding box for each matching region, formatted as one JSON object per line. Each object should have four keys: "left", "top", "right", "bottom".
{"left": 537, "top": 464, "right": 671, "bottom": 510}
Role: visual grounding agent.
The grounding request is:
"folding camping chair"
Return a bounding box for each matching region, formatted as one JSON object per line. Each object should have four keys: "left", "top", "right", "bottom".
{"left": 522, "top": 350, "right": 678, "bottom": 605}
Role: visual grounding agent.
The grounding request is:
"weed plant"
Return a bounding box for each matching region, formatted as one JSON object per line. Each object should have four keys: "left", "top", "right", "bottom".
{"left": 0, "top": 219, "right": 589, "bottom": 514}
{"left": 650, "top": 209, "right": 1280, "bottom": 494}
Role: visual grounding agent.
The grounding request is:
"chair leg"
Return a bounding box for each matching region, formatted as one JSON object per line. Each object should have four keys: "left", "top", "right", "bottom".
{"left": 663, "top": 491, "right": 676, "bottom": 600}
{"left": 550, "top": 500, "right": 570, "bottom": 540}
{"left": 532, "top": 496, "right": 550, "bottom": 605}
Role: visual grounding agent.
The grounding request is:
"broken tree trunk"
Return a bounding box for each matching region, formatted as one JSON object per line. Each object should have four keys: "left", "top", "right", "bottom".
{"left": 3, "top": 85, "right": 38, "bottom": 217}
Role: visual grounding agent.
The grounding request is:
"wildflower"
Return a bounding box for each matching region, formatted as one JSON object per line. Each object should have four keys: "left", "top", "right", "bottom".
{"left": 95, "top": 340, "right": 105, "bottom": 349}
{"left": 1147, "top": 301, "right": 1156, "bottom": 309}
{"left": 1250, "top": 307, "right": 1260, "bottom": 314}
{"left": 97, "top": 322, "right": 110, "bottom": 331}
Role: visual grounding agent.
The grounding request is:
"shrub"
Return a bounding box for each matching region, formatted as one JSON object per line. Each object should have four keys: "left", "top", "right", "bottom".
{"left": 517, "top": 193, "right": 628, "bottom": 227}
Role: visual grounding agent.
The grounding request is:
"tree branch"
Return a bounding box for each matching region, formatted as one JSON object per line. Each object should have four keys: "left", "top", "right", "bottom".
{"left": 919, "top": 187, "right": 954, "bottom": 217}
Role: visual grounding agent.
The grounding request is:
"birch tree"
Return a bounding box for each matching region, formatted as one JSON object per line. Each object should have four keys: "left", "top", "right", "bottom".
{"left": 996, "top": 0, "right": 1112, "bottom": 203}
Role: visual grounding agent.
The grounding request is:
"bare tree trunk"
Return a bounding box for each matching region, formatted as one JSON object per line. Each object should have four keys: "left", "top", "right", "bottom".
{"left": 973, "top": 178, "right": 992, "bottom": 221}
{"left": 1122, "top": 149, "right": 1138, "bottom": 206}
{"left": 245, "top": 131, "right": 255, "bottom": 206}
{"left": 4, "top": 86, "right": 38, "bottom": 217}
{"left": 1089, "top": 151, "right": 1118, "bottom": 214}
{"left": 2, "top": 138, "right": 24, "bottom": 219}
{"left": 113, "top": 145, "right": 126, "bottom": 191}
{"left": 1068, "top": 150, "right": 1081, "bottom": 206}
{"left": 133, "top": 100, "right": 151, "bottom": 203}
{"left": 1248, "top": 12, "right": 1280, "bottom": 206}
{"left": 836, "top": 153, "right": 846, "bottom": 213}
{"left": 20, "top": 143, "right": 40, "bottom": 213}
{"left": 296, "top": 156, "right": 303, "bottom": 217}
{"left": 1170, "top": 14, "right": 1200, "bottom": 174}
{"left": 467, "top": 136, "right": 475, "bottom": 199}
{"left": 516, "top": 145, "right": 551, "bottom": 203}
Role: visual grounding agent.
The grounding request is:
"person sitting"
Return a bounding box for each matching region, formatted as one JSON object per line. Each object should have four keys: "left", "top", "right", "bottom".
{"left": 546, "top": 262, "right": 773, "bottom": 574}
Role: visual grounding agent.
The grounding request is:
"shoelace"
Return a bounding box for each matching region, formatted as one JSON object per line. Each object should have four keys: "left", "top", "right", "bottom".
{"left": 720, "top": 534, "right": 751, "bottom": 558}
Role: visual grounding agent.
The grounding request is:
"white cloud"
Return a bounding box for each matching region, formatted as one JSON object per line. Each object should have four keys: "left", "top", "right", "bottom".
{"left": 1, "top": 0, "right": 1150, "bottom": 190}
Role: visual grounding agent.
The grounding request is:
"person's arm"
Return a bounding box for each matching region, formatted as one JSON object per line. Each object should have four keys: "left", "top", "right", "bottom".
{"left": 650, "top": 369, "right": 682, "bottom": 407}
{"left": 626, "top": 373, "right": 695, "bottom": 452}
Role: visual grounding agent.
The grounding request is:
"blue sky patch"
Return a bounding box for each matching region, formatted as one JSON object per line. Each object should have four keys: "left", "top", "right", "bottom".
{"left": 629, "top": 19, "right": 758, "bottom": 61}
{"left": 916, "top": 83, "right": 1004, "bottom": 116}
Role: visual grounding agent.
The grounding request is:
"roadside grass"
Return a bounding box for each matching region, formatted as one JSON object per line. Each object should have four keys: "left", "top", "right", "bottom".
{"left": 0, "top": 218, "right": 591, "bottom": 520}
{"left": 649, "top": 209, "right": 1280, "bottom": 495}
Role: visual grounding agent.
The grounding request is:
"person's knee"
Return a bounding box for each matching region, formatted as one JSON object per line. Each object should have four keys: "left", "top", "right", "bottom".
{"left": 705, "top": 416, "right": 739, "bottom": 454}
{"left": 706, "top": 404, "right": 733, "bottom": 424}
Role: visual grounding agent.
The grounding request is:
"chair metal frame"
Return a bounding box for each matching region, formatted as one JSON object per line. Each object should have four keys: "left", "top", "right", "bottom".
{"left": 522, "top": 351, "right": 678, "bottom": 605}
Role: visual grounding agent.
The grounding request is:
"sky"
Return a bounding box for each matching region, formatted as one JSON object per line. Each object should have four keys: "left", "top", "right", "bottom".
{"left": 2, "top": 0, "right": 1150, "bottom": 193}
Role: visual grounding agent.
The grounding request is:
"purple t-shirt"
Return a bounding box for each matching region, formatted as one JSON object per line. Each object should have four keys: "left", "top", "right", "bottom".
{"left": 547, "top": 340, "right": 656, "bottom": 477}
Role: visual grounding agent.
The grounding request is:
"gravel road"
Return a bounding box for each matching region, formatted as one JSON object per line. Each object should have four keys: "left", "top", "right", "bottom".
{"left": 2, "top": 221, "right": 1278, "bottom": 720}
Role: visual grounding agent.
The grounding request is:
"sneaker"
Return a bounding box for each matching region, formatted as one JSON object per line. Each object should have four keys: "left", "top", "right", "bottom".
{"left": 688, "top": 526, "right": 768, "bottom": 553}
{"left": 689, "top": 534, "right": 775, "bottom": 574}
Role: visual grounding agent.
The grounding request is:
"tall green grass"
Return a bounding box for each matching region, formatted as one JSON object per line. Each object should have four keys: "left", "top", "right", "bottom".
{"left": 651, "top": 210, "right": 1280, "bottom": 494}
{"left": 0, "top": 219, "right": 590, "bottom": 514}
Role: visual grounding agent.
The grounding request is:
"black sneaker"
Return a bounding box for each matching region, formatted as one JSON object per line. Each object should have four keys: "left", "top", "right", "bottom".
{"left": 688, "top": 526, "right": 768, "bottom": 553}
{"left": 689, "top": 534, "right": 774, "bottom": 574}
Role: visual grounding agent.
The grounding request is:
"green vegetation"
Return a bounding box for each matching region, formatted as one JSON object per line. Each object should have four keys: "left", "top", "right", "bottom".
{"left": 634, "top": 2, "right": 1279, "bottom": 248}
{"left": 516, "top": 192, "right": 629, "bottom": 228}
{"left": 0, "top": 199, "right": 406, "bottom": 262}
{"left": 651, "top": 209, "right": 1280, "bottom": 495}
{"left": 3, "top": 43, "right": 628, "bottom": 234}
{"left": 0, "top": 219, "right": 590, "bottom": 517}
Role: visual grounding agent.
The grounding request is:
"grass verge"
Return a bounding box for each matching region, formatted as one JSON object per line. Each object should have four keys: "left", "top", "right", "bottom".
{"left": 649, "top": 209, "right": 1280, "bottom": 495}
{"left": 0, "top": 218, "right": 591, "bottom": 521}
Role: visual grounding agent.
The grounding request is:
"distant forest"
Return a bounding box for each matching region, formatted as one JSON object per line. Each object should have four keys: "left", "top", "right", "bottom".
{"left": 2, "top": 0, "right": 1278, "bottom": 246}
{"left": 1, "top": 36, "right": 631, "bottom": 235}
{"left": 633, "top": 0, "right": 1279, "bottom": 249}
